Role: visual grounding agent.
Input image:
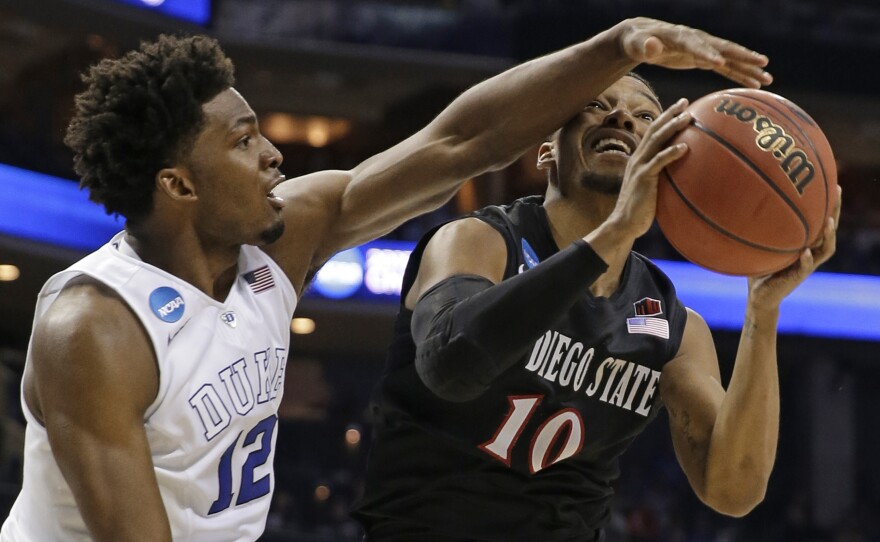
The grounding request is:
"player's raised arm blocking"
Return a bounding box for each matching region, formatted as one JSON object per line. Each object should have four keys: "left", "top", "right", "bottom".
{"left": 264, "top": 17, "right": 773, "bottom": 294}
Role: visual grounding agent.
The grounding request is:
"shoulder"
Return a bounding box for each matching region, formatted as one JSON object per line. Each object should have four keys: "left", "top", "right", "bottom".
{"left": 661, "top": 308, "right": 716, "bottom": 381}
{"left": 422, "top": 217, "right": 509, "bottom": 276}
{"left": 30, "top": 276, "right": 157, "bottom": 406}
{"left": 429, "top": 216, "right": 507, "bottom": 252}
{"left": 37, "top": 275, "right": 143, "bottom": 339}
{"left": 677, "top": 307, "right": 710, "bottom": 346}
{"left": 404, "top": 217, "right": 508, "bottom": 309}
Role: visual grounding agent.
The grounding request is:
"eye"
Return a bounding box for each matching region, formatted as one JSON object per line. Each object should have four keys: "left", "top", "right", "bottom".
{"left": 586, "top": 101, "right": 607, "bottom": 111}
{"left": 636, "top": 112, "right": 657, "bottom": 122}
{"left": 236, "top": 135, "right": 251, "bottom": 149}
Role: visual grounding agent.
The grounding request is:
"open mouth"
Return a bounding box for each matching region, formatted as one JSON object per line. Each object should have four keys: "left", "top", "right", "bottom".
{"left": 267, "top": 191, "right": 285, "bottom": 210}
{"left": 591, "top": 138, "right": 633, "bottom": 157}
{"left": 267, "top": 176, "right": 286, "bottom": 209}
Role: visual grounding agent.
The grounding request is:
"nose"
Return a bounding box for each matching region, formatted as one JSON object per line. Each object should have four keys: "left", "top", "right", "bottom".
{"left": 261, "top": 141, "right": 283, "bottom": 170}
{"left": 602, "top": 108, "right": 635, "bottom": 132}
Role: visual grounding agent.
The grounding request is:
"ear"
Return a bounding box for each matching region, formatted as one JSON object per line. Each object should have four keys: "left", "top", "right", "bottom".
{"left": 156, "top": 167, "right": 198, "bottom": 202}
{"left": 537, "top": 141, "right": 563, "bottom": 192}
{"left": 536, "top": 142, "right": 556, "bottom": 171}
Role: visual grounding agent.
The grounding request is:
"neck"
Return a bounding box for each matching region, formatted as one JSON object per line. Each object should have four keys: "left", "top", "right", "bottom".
{"left": 125, "top": 220, "right": 240, "bottom": 302}
{"left": 543, "top": 188, "right": 633, "bottom": 298}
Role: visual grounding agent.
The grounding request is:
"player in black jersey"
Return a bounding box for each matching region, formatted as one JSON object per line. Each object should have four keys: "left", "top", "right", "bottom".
{"left": 353, "top": 33, "right": 841, "bottom": 542}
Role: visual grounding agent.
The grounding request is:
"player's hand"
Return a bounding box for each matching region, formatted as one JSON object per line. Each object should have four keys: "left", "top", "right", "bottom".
{"left": 606, "top": 97, "right": 691, "bottom": 241}
{"left": 747, "top": 185, "right": 842, "bottom": 309}
{"left": 614, "top": 17, "right": 773, "bottom": 89}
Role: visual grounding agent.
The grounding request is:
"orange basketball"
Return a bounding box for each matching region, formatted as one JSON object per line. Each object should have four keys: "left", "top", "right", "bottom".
{"left": 657, "top": 88, "right": 838, "bottom": 276}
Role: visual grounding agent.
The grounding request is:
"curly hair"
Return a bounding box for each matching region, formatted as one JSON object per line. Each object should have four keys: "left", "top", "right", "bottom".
{"left": 64, "top": 34, "right": 235, "bottom": 221}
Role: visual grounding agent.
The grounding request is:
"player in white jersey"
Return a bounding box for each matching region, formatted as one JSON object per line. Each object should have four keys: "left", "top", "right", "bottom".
{"left": 4, "top": 234, "right": 295, "bottom": 541}
{"left": 0, "top": 20, "right": 773, "bottom": 542}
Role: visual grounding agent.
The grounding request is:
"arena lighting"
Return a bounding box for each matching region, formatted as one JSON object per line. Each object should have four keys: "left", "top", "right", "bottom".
{"left": 261, "top": 113, "right": 352, "bottom": 147}
{"left": 290, "top": 318, "right": 316, "bottom": 335}
{"left": 0, "top": 265, "right": 20, "bottom": 282}
{"left": 1, "top": 162, "right": 879, "bottom": 340}
{"left": 345, "top": 427, "right": 362, "bottom": 446}
{"left": 314, "top": 485, "right": 331, "bottom": 502}
{"left": 110, "top": 0, "right": 211, "bottom": 26}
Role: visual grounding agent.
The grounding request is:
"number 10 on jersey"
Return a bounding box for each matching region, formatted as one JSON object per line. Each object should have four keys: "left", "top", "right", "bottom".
{"left": 479, "top": 395, "right": 585, "bottom": 474}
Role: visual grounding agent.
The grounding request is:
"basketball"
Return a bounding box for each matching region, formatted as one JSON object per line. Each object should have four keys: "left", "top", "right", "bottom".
{"left": 657, "top": 88, "right": 838, "bottom": 276}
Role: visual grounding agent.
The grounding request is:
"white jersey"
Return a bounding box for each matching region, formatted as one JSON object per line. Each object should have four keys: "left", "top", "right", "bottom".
{"left": 1, "top": 232, "right": 297, "bottom": 541}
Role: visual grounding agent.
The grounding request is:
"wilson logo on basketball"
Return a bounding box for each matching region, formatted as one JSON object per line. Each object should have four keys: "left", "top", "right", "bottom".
{"left": 714, "top": 98, "right": 815, "bottom": 195}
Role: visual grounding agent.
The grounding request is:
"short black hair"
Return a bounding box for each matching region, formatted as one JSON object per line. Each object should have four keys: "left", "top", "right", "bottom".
{"left": 64, "top": 34, "right": 235, "bottom": 221}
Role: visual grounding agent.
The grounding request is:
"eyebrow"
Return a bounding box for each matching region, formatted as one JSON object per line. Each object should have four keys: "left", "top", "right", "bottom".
{"left": 230, "top": 114, "right": 257, "bottom": 132}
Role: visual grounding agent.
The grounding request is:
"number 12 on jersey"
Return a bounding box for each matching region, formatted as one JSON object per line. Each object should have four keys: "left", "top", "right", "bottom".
{"left": 479, "top": 395, "right": 584, "bottom": 474}
{"left": 209, "top": 414, "right": 278, "bottom": 514}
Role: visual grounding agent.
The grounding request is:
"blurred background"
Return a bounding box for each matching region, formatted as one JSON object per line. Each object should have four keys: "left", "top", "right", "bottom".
{"left": 1, "top": 0, "right": 879, "bottom": 541}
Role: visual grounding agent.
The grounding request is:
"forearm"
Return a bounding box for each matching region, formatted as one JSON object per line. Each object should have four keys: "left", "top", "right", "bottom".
{"left": 704, "top": 303, "right": 780, "bottom": 512}
{"left": 413, "top": 241, "right": 608, "bottom": 401}
{"left": 433, "top": 24, "right": 634, "bottom": 171}
{"left": 436, "top": 14, "right": 775, "bottom": 169}
{"left": 322, "top": 23, "right": 639, "bottom": 257}
{"left": 52, "top": 433, "right": 172, "bottom": 541}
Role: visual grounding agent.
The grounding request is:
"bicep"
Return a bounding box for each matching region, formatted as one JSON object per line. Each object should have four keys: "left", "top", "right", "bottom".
{"left": 404, "top": 217, "right": 508, "bottom": 310}
{"left": 660, "top": 308, "right": 725, "bottom": 495}
{"left": 264, "top": 170, "right": 352, "bottom": 292}
{"left": 30, "top": 284, "right": 170, "bottom": 541}
{"left": 332, "top": 133, "right": 468, "bottom": 254}
{"left": 287, "top": 131, "right": 497, "bottom": 270}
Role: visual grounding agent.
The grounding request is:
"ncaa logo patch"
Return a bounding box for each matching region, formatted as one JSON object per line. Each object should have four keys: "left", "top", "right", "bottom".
{"left": 149, "top": 287, "right": 185, "bottom": 323}
{"left": 521, "top": 238, "right": 540, "bottom": 270}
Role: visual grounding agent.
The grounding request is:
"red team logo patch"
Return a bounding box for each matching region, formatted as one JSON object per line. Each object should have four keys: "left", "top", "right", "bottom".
{"left": 633, "top": 297, "right": 662, "bottom": 317}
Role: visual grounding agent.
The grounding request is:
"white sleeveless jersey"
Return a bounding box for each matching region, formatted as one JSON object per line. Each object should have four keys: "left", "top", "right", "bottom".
{"left": 1, "top": 232, "right": 297, "bottom": 541}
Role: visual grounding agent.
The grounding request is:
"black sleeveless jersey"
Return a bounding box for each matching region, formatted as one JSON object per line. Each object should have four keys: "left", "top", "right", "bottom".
{"left": 353, "top": 196, "right": 688, "bottom": 542}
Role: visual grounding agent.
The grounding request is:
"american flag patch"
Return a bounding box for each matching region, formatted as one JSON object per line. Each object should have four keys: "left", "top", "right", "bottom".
{"left": 626, "top": 317, "right": 669, "bottom": 339}
{"left": 243, "top": 265, "right": 275, "bottom": 294}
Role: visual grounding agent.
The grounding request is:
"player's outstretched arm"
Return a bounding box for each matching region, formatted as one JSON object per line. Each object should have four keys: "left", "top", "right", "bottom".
{"left": 26, "top": 278, "right": 171, "bottom": 541}
{"left": 660, "top": 192, "right": 840, "bottom": 517}
{"left": 267, "top": 18, "right": 772, "bottom": 293}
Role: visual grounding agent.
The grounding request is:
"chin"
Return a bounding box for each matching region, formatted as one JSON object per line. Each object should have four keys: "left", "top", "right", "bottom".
{"left": 259, "top": 220, "right": 286, "bottom": 245}
{"left": 580, "top": 172, "right": 622, "bottom": 195}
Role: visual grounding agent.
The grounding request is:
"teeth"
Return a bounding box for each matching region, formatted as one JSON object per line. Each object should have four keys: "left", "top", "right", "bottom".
{"left": 593, "top": 138, "right": 632, "bottom": 155}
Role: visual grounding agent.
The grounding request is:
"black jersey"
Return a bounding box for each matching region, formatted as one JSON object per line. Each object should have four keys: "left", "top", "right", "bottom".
{"left": 353, "top": 196, "right": 688, "bottom": 542}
